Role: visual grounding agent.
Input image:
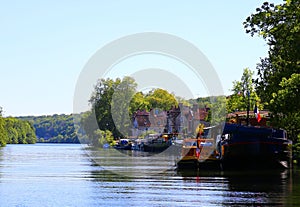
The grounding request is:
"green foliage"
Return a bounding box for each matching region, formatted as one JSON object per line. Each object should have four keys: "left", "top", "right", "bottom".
{"left": 244, "top": 0, "right": 300, "bottom": 107}
{"left": 111, "top": 76, "right": 137, "bottom": 137}
{"left": 0, "top": 112, "right": 36, "bottom": 146}
{"left": 145, "top": 88, "right": 178, "bottom": 111}
{"left": 91, "top": 129, "right": 114, "bottom": 147}
{"left": 89, "top": 77, "right": 122, "bottom": 138}
{"left": 130, "top": 89, "right": 178, "bottom": 115}
{"left": 0, "top": 117, "right": 8, "bottom": 146}
{"left": 245, "top": 0, "right": 300, "bottom": 161}
{"left": 88, "top": 77, "right": 178, "bottom": 139}
{"left": 210, "top": 96, "right": 227, "bottom": 125}
{"left": 19, "top": 114, "right": 79, "bottom": 143}
{"left": 176, "top": 96, "right": 191, "bottom": 107}
{"left": 130, "top": 92, "right": 150, "bottom": 113}
{"left": 293, "top": 134, "right": 300, "bottom": 163}
{"left": 244, "top": 0, "right": 300, "bottom": 137}
{"left": 5, "top": 118, "right": 36, "bottom": 144}
{"left": 186, "top": 96, "right": 226, "bottom": 125}
{"left": 77, "top": 111, "right": 97, "bottom": 144}
{"left": 269, "top": 74, "right": 300, "bottom": 141}
{"left": 226, "top": 68, "right": 261, "bottom": 113}
{"left": 270, "top": 74, "right": 300, "bottom": 114}
{"left": 195, "top": 97, "right": 210, "bottom": 108}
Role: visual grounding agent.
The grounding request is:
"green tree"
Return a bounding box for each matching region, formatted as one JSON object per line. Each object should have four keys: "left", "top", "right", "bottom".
{"left": 18, "top": 114, "right": 78, "bottom": 143}
{"left": 23, "top": 121, "right": 36, "bottom": 144}
{"left": 111, "top": 76, "right": 137, "bottom": 137}
{"left": 86, "top": 76, "right": 182, "bottom": 145}
{"left": 89, "top": 77, "right": 178, "bottom": 139}
{"left": 195, "top": 97, "right": 210, "bottom": 108}
{"left": 130, "top": 89, "right": 178, "bottom": 114}
{"left": 210, "top": 96, "right": 227, "bottom": 125}
{"left": 5, "top": 118, "right": 19, "bottom": 144}
{"left": 244, "top": 0, "right": 300, "bottom": 104}
{"left": 226, "top": 68, "right": 260, "bottom": 113}
{"left": 130, "top": 92, "right": 150, "bottom": 114}
{"left": 0, "top": 117, "right": 8, "bottom": 146}
{"left": 244, "top": 0, "right": 300, "bottom": 141}
{"left": 269, "top": 74, "right": 300, "bottom": 140}
{"left": 1, "top": 117, "right": 36, "bottom": 145}
{"left": 79, "top": 111, "right": 98, "bottom": 143}
{"left": 90, "top": 78, "right": 121, "bottom": 138}
{"left": 145, "top": 88, "right": 178, "bottom": 111}
{"left": 89, "top": 129, "right": 114, "bottom": 147}
{"left": 0, "top": 107, "right": 36, "bottom": 146}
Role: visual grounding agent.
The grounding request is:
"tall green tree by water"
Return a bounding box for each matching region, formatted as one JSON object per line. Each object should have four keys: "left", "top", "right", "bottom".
{"left": 226, "top": 68, "right": 261, "bottom": 113}
{"left": 0, "top": 107, "right": 36, "bottom": 146}
{"left": 89, "top": 77, "right": 126, "bottom": 138}
{"left": 244, "top": 0, "right": 300, "bottom": 161}
{"left": 244, "top": 0, "right": 300, "bottom": 139}
{"left": 84, "top": 77, "right": 178, "bottom": 145}
{"left": 0, "top": 116, "right": 8, "bottom": 146}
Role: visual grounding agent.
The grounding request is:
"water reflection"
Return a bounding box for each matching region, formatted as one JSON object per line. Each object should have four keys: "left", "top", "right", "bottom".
{"left": 176, "top": 168, "right": 295, "bottom": 206}
{"left": 0, "top": 144, "right": 299, "bottom": 207}
{"left": 86, "top": 147, "right": 178, "bottom": 178}
{"left": 87, "top": 146, "right": 300, "bottom": 206}
{"left": 286, "top": 167, "right": 300, "bottom": 206}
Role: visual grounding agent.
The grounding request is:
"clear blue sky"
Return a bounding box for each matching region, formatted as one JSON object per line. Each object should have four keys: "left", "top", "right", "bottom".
{"left": 0, "top": 0, "right": 283, "bottom": 116}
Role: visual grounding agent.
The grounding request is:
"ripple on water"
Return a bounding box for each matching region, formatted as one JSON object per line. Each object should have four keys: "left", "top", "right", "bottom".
{"left": 0, "top": 144, "right": 299, "bottom": 207}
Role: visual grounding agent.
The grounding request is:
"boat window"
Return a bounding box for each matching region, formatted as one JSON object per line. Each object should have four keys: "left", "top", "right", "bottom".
{"left": 216, "top": 134, "right": 221, "bottom": 144}
{"left": 202, "top": 128, "right": 211, "bottom": 138}
{"left": 221, "top": 134, "right": 231, "bottom": 140}
{"left": 184, "top": 142, "right": 196, "bottom": 147}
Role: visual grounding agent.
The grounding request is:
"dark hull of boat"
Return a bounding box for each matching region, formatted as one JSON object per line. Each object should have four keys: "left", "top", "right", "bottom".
{"left": 113, "top": 145, "right": 132, "bottom": 150}
{"left": 218, "top": 124, "right": 293, "bottom": 170}
{"left": 177, "top": 159, "right": 221, "bottom": 170}
{"left": 221, "top": 139, "right": 292, "bottom": 169}
{"left": 142, "top": 143, "right": 170, "bottom": 152}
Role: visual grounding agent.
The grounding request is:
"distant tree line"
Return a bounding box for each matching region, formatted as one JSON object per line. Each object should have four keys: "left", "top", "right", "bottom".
{"left": 18, "top": 114, "right": 80, "bottom": 143}
{"left": 0, "top": 109, "right": 36, "bottom": 147}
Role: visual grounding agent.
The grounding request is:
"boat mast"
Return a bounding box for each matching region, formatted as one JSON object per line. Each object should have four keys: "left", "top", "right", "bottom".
{"left": 246, "top": 90, "right": 250, "bottom": 126}
{"left": 244, "top": 79, "right": 251, "bottom": 126}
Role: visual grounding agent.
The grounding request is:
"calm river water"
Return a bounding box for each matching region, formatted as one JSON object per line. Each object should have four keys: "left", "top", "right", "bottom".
{"left": 0, "top": 144, "right": 299, "bottom": 207}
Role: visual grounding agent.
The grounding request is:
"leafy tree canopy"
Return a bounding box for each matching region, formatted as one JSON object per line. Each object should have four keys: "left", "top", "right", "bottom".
{"left": 0, "top": 109, "right": 37, "bottom": 146}
{"left": 19, "top": 114, "right": 79, "bottom": 143}
{"left": 244, "top": 0, "right": 300, "bottom": 105}
{"left": 145, "top": 88, "right": 178, "bottom": 111}
{"left": 244, "top": 0, "right": 300, "bottom": 142}
{"left": 0, "top": 116, "right": 8, "bottom": 146}
{"left": 89, "top": 77, "right": 178, "bottom": 139}
{"left": 226, "top": 68, "right": 261, "bottom": 113}
{"left": 269, "top": 74, "right": 300, "bottom": 140}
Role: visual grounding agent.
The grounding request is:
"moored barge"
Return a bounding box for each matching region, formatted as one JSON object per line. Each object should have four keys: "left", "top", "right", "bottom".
{"left": 219, "top": 123, "right": 293, "bottom": 169}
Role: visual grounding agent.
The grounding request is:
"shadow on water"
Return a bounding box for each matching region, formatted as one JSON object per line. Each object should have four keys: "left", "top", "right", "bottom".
{"left": 176, "top": 166, "right": 300, "bottom": 206}
{"left": 287, "top": 166, "right": 300, "bottom": 206}
{"left": 225, "top": 169, "right": 290, "bottom": 192}
{"left": 89, "top": 160, "right": 177, "bottom": 183}
{"left": 85, "top": 146, "right": 300, "bottom": 206}
{"left": 86, "top": 147, "right": 178, "bottom": 179}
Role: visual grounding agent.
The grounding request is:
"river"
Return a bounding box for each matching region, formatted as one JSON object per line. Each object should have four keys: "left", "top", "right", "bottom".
{"left": 0, "top": 144, "right": 299, "bottom": 207}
